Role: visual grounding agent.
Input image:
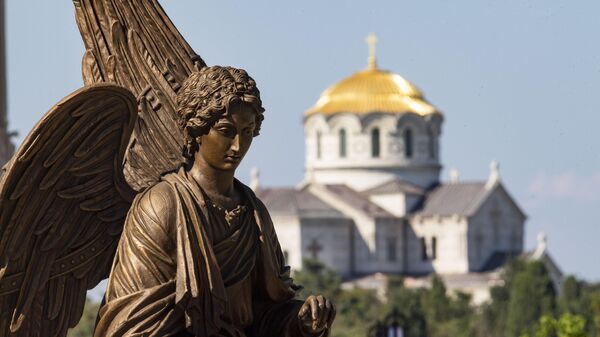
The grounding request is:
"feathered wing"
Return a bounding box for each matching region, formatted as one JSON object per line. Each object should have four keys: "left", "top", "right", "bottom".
{"left": 74, "top": 0, "right": 207, "bottom": 191}
{"left": 0, "top": 84, "right": 137, "bottom": 337}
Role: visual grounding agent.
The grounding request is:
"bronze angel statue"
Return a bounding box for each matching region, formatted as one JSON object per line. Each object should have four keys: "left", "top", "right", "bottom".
{"left": 0, "top": 1, "right": 335, "bottom": 336}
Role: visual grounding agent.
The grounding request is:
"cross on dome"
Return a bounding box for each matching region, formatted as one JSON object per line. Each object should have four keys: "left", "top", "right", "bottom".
{"left": 366, "top": 33, "right": 378, "bottom": 70}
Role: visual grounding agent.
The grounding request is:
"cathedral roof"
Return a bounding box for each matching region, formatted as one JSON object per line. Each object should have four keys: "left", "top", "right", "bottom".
{"left": 415, "top": 182, "right": 490, "bottom": 217}
{"left": 362, "top": 178, "right": 425, "bottom": 196}
{"left": 321, "top": 184, "right": 393, "bottom": 217}
{"left": 305, "top": 34, "right": 440, "bottom": 117}
{"left": 257, "top": 187, "right": 344, "bottom": 218}
{"left": 258, "top": 184, "right": 394, "bottom": 218}
{"left": 305, "top": 67, "right": 439, "bottom": 117}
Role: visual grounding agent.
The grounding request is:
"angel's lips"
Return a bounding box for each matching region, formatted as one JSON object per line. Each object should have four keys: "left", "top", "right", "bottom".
{"left": 224, "top": 155, "right": 241, "bottom": 163}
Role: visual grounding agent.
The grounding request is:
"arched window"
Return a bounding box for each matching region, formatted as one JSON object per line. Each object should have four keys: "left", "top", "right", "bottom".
{"left": 404, "top": 128, "right": 413, "bottom": 158}
{"left": 339, "top": 129, "right": 347, "bottom": 158}
{"left": 316, "top": 131, "right": 322, "bottom": 159}
{"left": 371, "top": 128, "right": 380, "bottom": 158}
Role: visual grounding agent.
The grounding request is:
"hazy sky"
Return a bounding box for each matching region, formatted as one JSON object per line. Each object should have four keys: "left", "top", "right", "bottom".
{"left": 5, "top": 1, "right": 600, "bottom": 281}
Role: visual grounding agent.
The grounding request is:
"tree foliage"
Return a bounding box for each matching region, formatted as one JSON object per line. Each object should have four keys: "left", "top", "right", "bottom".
{"left": 521, "top": 314, "right": 588, "bottom": 337}
{"left": 68, "top": 258, "right": 600, "bottom": 337}
{"left": 505, "top": 261, "right": 557, "bottom": 336}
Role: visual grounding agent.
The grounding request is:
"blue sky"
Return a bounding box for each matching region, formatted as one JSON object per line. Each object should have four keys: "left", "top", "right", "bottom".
{"left": 5, "top": 1, "right": 600, "bottom": 281}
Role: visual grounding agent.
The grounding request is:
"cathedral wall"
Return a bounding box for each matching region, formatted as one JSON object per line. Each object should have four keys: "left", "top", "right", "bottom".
{"left": 271, "top": 215, "right": 302, "bottom": 272}
{"left": 468, "top": 187, "right": 526, "bottom": 271}
{"left": 299, "top": 217, "right": 354, "bottom": 276}
{"left": 368, "top": 193, "right": 424, "bottom": 217}
{"left": 369, "top": 194, "right": 408, "bottom": 217}
{"left": 371, "top": 218, "right": 406, "bottom": 273}
{"left": 350, "top": 219, "right": 375, "bottom": 275}
{"left": 404, "top": 223, "right": 433, "bottom": 275}
{"left": 312, "top": 167, "right": 440, "bottom": 191}
{"left": 304, "top": 113, "right": 441, "bottom": 190}
{"left": 407, "top": 216, "right": 469, "bottom": 274}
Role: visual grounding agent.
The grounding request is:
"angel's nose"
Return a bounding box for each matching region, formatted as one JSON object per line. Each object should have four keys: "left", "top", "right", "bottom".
{"left": 230, "top": 134, "right": 241, "bottom": 152}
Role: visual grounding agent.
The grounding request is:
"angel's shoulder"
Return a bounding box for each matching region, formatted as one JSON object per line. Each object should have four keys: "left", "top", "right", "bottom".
{"left": 129, "top": 180, "right": 178, "bottom": 230}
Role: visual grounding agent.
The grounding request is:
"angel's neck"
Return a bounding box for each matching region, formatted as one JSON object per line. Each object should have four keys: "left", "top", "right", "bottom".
{"left": 189, "top": 162, "right": 235, "bottom": 198}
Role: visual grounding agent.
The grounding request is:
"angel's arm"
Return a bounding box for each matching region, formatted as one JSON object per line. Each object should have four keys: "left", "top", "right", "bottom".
{"left": 95, "top": 182, "right": 183, "bottom": 336}
{"left": 103, "top": 182, "right": 177, "bottom": 300}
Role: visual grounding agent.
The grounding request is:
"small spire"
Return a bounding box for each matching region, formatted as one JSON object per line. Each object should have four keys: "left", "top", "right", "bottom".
{"left": 250, "top": 167, "right": 260, "bottom": 191}
{"left": 365, "top": 33, "right": 378, "bottom": 70}
{"left": 449, "top": 168, "right": 460, "bottom": 184}
{"left": 532, "top": 232, "right": 547, "bottom": 259}
{"left": 537, "top": 232, "right": 547, "bottom": 250}
{"left": 486, "top": 160, "right": 500, "bottom": 189}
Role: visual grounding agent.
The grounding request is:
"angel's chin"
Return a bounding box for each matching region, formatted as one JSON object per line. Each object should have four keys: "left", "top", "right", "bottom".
{"left": 213, "top": 161, "right": 240, "bottom": 172}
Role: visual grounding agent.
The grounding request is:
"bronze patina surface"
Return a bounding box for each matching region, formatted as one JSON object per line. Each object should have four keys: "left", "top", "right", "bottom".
{"left": 0, "top": 1, "right": 335, "bottom": 336}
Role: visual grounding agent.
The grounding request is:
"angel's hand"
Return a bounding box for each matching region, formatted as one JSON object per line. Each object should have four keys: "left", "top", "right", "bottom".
{"left": 298, "top": 295, "right": 336, "bottom": 335}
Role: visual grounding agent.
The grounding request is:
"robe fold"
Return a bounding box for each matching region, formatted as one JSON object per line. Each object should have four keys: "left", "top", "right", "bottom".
{"left": 94, "top": 169, "right": 321, "bottom": 337}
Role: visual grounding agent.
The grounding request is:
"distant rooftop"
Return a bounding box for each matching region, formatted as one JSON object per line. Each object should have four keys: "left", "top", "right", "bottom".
{"left": 415, "top": 182, "right": 489, "bottom": 217}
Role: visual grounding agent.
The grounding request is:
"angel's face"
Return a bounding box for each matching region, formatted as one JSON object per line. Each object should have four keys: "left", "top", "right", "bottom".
{"left": 196, "top": 102, "right": 257, "bottom": 172}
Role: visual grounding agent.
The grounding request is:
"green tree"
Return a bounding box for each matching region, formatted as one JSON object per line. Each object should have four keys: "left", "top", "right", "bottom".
{"left": 557, "top": 276, "right": 600, "bottom": 336}
{"left": 560, "top": 277, "right": 584, "bottom": 314}
{"left": 385, "top": 276, "right": 427, "bottom": 337}
{"left": 590, "top": 292, "right": 600, "bottom": 337}
{"left": 506, "top": 261, "right": 556, "bottom": 337}
{"left": 422, "top": 275, "right": 451, "bottom": 323}
{"left": 521, "top": 314, "right": 588, "bottom": 337}
{"left": 335, "top": 288, "right": 382, "bottom": 337}
{"left": 384, "top": 275, "right": 475, "bottom": 337}
{"left": 294, "top": 259, "right": 342, "bottom": 300}
{"left": 476, "top": 282, "right": 511, "bottom": 337}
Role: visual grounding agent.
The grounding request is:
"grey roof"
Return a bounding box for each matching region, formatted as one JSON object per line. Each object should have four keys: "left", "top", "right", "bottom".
{"left": 322, "top": 184, "right": 393, "bottom": 217}
{"left": 362, "top": 178, "right": 425, "bottom": 196}
{"left": 257, "top": 187, "right": 344, "bottom": 217}
{"left": 415, "top": 182, "right": 489, "bottom": 217}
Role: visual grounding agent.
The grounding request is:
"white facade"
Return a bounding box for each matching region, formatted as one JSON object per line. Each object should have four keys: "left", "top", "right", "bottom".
{"left": 258, "top": 62, "right": 527, "bottom": 283}
{"left": 304, "top": 112, "right": 442, "bottom": 191}
{"left": 263, "top": 170, "right": 526, "bottom": 278}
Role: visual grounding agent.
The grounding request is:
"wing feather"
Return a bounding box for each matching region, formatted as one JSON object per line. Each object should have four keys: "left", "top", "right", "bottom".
{"left": 75, "top": 121, "right": 122, "bottom": 157}
{"left": 46, "top": 277, "right": 65, "bottom": 321}
{"left": 0, "top": 84, "right": 136, "bottom": 337}
{"left": 70, "top": 144, "right": 116, "bottom": 174}
{"left": 98, "top": 202, "right": 130, "bottom": 223}
{"left": 75, "top": 0, "right": 205, "bottom": 191}
{"left": 57, "top": 174, "right": 111, "bottom": 199}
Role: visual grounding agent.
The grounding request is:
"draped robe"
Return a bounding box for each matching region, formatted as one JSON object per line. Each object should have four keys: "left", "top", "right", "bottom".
{"left": 94, "top": 169, "right": 320, "bottom": 337}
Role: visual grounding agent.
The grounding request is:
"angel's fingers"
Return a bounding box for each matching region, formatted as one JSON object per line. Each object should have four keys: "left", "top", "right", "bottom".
{"left": 310, "top": 297, "right": 319, "bottom": 321}
{"left": 298, "top": 302, "right": 308, "bottom": 319}
{"left": 316, "top": 296, "right": 327, "bottom": 328}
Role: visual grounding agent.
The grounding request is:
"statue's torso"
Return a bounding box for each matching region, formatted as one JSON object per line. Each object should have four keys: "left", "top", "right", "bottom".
{"left": 102, "top": 171, "right": 266, "bottom": 335}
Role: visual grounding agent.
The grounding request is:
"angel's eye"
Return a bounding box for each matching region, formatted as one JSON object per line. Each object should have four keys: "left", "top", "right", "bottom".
{"left": 217, "top": 126, "right": 236, "bottom": 138}
{"left": 243, "top": 127, "right": 254, "bottom": 136}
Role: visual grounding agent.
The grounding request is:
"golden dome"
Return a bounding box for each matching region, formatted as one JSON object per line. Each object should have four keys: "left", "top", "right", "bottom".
{"left": 305, "top": 67, "right": 439, "bottom": 117}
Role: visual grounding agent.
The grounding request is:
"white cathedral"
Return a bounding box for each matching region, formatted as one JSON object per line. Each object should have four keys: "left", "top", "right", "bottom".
{"left": 255, "top": 36, "right": 559, "bottom": 302}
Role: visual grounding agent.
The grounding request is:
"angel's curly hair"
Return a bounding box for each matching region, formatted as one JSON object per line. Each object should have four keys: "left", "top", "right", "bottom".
{"left": 176, "top": 66, "right": 265, "bottom": 162}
